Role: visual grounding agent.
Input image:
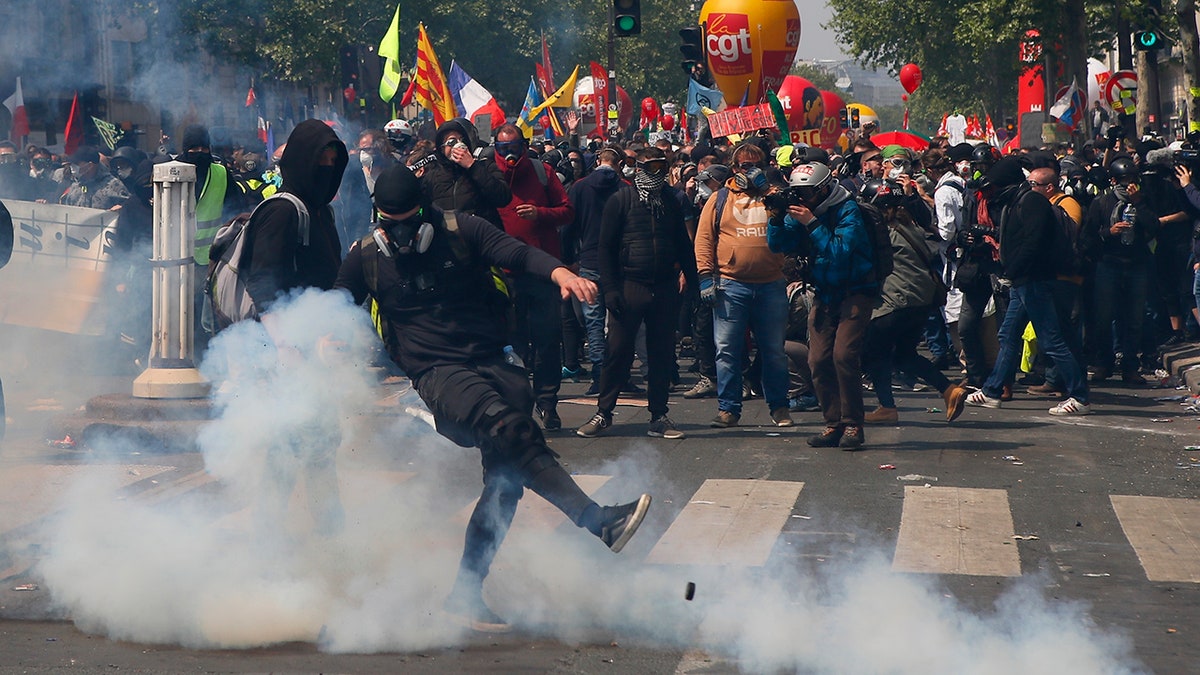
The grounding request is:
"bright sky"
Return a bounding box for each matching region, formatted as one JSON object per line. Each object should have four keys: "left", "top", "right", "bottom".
{"left": 793, "top": 0, "right": 849, "bottom": 61}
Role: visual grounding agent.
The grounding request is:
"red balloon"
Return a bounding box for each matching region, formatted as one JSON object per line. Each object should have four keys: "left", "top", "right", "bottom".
{"left": 818, "top": 90, "right": 846, "bottom": 149}
{"left": 901, "top": 94, "right": 909, "bottom": 102}
{"left": 899, "top": 63, "right": 923, "bottom": 94}
{"left": 661, "top": 114, "right": 675, "bottom": 131}
{"left": 539, "top": 115, "right": 552, "bottom": 129}
{"left": 777, "top": 75, "right": 825, "bottom": 131}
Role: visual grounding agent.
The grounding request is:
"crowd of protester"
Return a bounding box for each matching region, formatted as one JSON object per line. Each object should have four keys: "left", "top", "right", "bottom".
{"left": 5, "top": 112, "right": 1199, "bottom": 449}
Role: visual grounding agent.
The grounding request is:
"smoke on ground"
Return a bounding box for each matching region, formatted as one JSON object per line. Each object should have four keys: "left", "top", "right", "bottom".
{"left": 32, "top": 289, "right": 1145, "bottom": 673}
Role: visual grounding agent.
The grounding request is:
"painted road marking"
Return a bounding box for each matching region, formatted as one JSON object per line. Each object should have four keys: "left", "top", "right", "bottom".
{"left": 645, "top": 479, "right": 804, "bottom": 567}
{"left": 0, "top": 464, "right": 174, "bottom": 537}
{"left": 893, "top": 486, "right": 1021, "bottom": 577}
{"left": 1111, "top": 495, "right": 1200, "bottom": 583}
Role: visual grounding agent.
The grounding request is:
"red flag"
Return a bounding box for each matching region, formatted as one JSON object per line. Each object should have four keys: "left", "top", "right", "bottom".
{"left": 245, "top": 85, "right": 257, "bottom": 108}
{"left": 590, "top": 61, "right": 609, "bottom": 139}
{"left": 63, "top": 91, "right": 83, "bottom": 155}
{"left": 412, "top": 23, "right": 457, "bottom": 125}
{"left": 535, "top": 63, "right": 553, "bottom": 98}
{"left": 985, "top": 113, "right": 1000, "bottom": 148}
{"left": 541, "top": 33, "right": 555, "bottom": 92}
{"left": 257, "top": 116, "right": 268, "bottom": 143}
{"left": 3, "top": 77, "right": 29, "bottom": 141}
{"left": 399, "top": 79, "right": 416, "bottom": 109}
{"left": 966, "top": 114, "right": 984, "bottom": 139}
{"left": 937, "top": 113, "right": 948, "bottom": 137}
{"left": 903, "top": 108, "right": 910, "bottom": 130}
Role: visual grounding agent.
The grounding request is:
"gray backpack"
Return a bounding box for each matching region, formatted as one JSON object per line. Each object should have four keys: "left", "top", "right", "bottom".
{"left": 205, "top": 192, "right": 309, "bottom": 331}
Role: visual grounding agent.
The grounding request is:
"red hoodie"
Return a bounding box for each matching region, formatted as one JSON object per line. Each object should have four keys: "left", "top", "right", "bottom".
{"left": 497, "top": 155, "right": 574, "bottom": 258}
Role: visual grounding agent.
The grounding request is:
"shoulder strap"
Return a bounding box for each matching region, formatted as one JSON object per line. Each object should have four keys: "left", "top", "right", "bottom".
{"left": 530, "top": 158, "right": 548, "bottom": 188}
{"left": 709, "top": 187, "right": 730, "bottom": 282}
{"left": 359, "top": 234, "right": 380, "bottom": 296}
{"left": 442, "top": 210, "right": 473, "bottom": 264}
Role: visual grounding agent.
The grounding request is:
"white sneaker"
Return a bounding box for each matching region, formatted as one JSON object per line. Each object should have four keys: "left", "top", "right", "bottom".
{"left": 965, "top": 389, "right": 1002, "bottom": 409}
{"left": 1049, "top": 397, "right": 1091, "bottom": 416}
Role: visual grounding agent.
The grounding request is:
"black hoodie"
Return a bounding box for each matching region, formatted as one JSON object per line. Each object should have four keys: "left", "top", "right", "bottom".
{"left": 245, "top": 119, "right": 348, "bottom": 310}
{"left": 420, "top": 118, "right": 510, "bottom": 229}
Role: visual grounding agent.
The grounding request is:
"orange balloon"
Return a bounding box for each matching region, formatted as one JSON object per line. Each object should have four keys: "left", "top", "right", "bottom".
{"left": 699, "top": 0, "right": 801, "bottom": 105}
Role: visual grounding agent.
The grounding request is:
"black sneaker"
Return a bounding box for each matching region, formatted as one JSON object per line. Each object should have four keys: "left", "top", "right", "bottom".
{"left": 536, "top": 404, "right": 561, "bottom": 431}
{"left": 576, "top": 412, "right": 612, "bottom": 438}
{"left": 647, "top": 415, "right": 685, "bottom": 439}
{"left": 584, "top": 379, "right": 601, "bottom": 396}
{"left": 839, "top": 425, "right": 865, "bottom": 449}
{"left": 599, "top": 494, "right": 652, "bottom": 552}
{"left": 622, "top": 381, "right": 646, "bottom": 395}
{"left": 443, "top": 591, "right": 511, "bottom": 633}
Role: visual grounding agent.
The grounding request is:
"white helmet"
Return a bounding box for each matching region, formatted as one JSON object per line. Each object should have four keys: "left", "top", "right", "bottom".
{"left": 384, "top": 119, "right": 414, "bottom": 152}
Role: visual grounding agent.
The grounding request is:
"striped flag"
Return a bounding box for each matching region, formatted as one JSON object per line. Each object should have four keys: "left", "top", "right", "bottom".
{"left": 3, "top": 77, "right": 28, "bottom": 141}
{"left": 413, "top": 23, "right": 457, "bottom": 125}
{"left": 378, "top": 4, "right": 403, "bottom": 102}
{"left": 447, "top": 61, "right": 506, "bottom": 129}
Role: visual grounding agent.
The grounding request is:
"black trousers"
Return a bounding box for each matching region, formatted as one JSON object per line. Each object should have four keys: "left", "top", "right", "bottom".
{"left": 414, "top": 357, "right": 596, "bottom": 591}
{"left": 598, "top": 279, "right": 681, "bottom": 418}
{"left": 513, "top": 275, "right": 563, "bottom": 411}
{"left": 691, "top": 289, "right": 717, "bottom": 379}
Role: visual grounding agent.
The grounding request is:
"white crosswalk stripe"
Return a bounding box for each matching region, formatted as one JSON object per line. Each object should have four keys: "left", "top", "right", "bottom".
{"left": 1110, "top": 495, "right": 1200, "bottom": 583}
{"left": 892, "top": 486, "right": 1022, "bottom": 577}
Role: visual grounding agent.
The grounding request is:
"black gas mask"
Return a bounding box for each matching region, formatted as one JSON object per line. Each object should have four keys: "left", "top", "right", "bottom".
{"left": 373, "top": 209, "right": 433, "bottom": 257}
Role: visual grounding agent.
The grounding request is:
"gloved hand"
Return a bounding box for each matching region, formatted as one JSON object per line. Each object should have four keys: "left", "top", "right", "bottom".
{"left": 699, "top": 277, "right": 716, "bottom": 304}
{"left": 604, "top": 290, "right": 624, "bottom": 318}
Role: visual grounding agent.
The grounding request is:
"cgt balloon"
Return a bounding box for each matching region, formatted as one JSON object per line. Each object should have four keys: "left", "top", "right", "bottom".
{"left": 700, "top": 0, "right": 801, "bottom": 106}
{"left": 777, "top": 75, "right": 824, "bottom": 131}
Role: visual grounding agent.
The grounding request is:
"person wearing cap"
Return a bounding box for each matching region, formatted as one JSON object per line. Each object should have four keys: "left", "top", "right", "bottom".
{"left": 562, "top": 146, "right": 626, "bottom": 395}
{"left": 965, "top": 158, "right": 1092, "bottom": 415}
{"left": 60, "top": 145, "right": 129, "bottom": 210}
{"left": 682, "top": 162, "right": 730, "bottom": 400}
{"left": 334, "top": 164, "right": 652, "bottom": 633}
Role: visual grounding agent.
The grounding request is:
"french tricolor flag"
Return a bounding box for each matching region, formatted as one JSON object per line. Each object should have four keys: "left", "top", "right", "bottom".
{"left": 4, "top": 77, "right": 29, "bottom": 142}
{"left": 447, "top": 61, "right": 505, "bottom": 130}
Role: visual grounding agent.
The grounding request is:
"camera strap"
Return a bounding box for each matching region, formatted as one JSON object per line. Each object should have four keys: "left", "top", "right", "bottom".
{"left": 708, "top": 187, "right": 730, "bottom": 288}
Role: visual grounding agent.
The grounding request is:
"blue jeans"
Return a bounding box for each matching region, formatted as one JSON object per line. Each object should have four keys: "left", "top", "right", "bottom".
{"left": 983, "top": 281, "right": 1089, "bottom": 403}
{"left": 1192, "top": 266, "right": 1200, "bottom": 327}
{"left": 578, "top": 267, "right": 606, "bottom": 371}
{"left": 713, "top": 278, "right": 789, "bottom": 414}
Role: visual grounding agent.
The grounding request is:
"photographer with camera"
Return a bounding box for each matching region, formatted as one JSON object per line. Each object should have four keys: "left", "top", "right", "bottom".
{"left": 1175, "top": 151, "right": 1200, "bottom": 339}
{"left": 768, "top": 162, "right": 877, "bottom": 449}
{"left": 695, "top": 143, "right": 792, "bottom": 429}
{"left": 1144, "top": 148, "right": 1199, "bottom": 349}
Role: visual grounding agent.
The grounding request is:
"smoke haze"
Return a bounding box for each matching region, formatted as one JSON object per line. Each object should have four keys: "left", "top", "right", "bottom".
{"left": 20, "top": 289, "right": 1145, "bottom": 673}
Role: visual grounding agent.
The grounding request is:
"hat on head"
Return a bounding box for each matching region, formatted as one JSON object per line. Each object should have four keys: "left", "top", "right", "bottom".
{"left": 947, "top": 143, "right": 975, "bottom": 163}
{"left": 798, "top": 146, "right": 831, "bottom": 166}
{"left": 986, "top": 156, "right": 1027, "bottom": 188}
{"left": 181, "top": 124, "right": 211, "bottom": 151}
{"left": 372, "top": 165, "right": 424, "bottom": 215}
{"left": 881, "top": 144, "right": 908, "bottom": 161}
{"left": 775, "top": 145, "right": 795, "bottom": 168}
{"left": 697, "top": 164, "right": 730, "bottom": 184}
{"left": 69, "top": 146, "right": 99, "bottom": 165}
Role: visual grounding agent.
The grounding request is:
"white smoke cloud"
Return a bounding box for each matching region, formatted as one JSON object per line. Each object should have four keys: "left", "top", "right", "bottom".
{"left": 26, "top": 289, "right": 1148, "bottom": 673}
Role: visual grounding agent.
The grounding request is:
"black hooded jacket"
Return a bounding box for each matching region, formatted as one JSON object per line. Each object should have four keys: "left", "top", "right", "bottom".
{"left": 563, "top": 165, "right": 623, "bottom": 269}
{"left": 420, "top": 118, "right": 510, "bottom": 230}
{"left": 992, "top": 183, "right": 1059, "bottom": 287}
{"left": 245, "top": 119, "right": 348, "bottom": 310}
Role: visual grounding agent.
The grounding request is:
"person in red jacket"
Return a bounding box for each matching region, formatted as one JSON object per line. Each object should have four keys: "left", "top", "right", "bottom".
{"left": 493, "top": 123, "right": 576, "bottom": 431}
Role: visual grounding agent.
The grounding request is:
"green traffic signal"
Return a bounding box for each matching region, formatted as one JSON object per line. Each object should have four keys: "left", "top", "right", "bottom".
{"left": 613, "top": 0, "right": 641, "bottom": 37}
{"left": 617, "top": 16, "right": 637, "bottom": 32}
{"left": 1135, "top": 30, "right": 1163, "bottom": 50}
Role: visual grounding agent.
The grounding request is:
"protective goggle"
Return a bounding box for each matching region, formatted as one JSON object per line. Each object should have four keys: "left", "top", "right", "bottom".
{"left": 637, "top": 159, "right": 668, "bottom": 174}
{"left": 494, "top": 140, "right": 526, "bottom": 156}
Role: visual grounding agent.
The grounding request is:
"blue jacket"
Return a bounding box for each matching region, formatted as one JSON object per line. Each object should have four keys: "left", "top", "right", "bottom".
{"left": 768, "top": 198, "right": 877, "bottom": 304}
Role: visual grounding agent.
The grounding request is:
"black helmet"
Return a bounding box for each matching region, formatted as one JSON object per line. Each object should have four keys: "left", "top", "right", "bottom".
{"left": 970, "top": 144, "right": 1002, "bottom": 166}
{"left": 859, "top": 178, "right": 904, "bottom": 209}
{"left": 1108, "top": 155, "right": 1138, "bottom": 180}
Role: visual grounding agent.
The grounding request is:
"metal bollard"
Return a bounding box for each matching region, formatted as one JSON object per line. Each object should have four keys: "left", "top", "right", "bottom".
{"left": 132, "top": 161, "right": 210, "bottom": 399}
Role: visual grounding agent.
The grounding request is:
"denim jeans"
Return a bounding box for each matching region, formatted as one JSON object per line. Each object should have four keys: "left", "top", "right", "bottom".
{"left": 1193, "top": 266, "right": 1200, "bottom": 325}
{"left": 713, "top": 278, "right": 789, "bottom": 414}
{"left": 983, "top": 281, "right": 1089, "bottom": 403}
{"left": 578, "top": 267, "right": 606, "bottom": 371}
{"left": 1090, "top": 259, "right": 1149, "bottom": 375}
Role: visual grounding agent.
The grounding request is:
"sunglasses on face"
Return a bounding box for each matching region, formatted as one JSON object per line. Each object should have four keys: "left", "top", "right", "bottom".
{"left": 1028, "top": 179, "right": 1053, "bottom": 187}
{"left": 638, "top": 160, "right": 668, "bottom": 173}
{"left": 737, "top": 161, "right": 761, "bottom": 171}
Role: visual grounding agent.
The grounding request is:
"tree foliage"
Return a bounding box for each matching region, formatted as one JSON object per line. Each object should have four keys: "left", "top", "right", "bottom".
{"left": 825, "top": 0, "right": 1145, "bottom": 123}
{"left": 154, "top": 0, "right": 701, "bottom": 114}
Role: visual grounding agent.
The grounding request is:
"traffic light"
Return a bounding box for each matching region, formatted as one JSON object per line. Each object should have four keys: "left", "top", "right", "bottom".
{"left": 680, "top": 26, "right": 704, "bottom": 75}
{"left": 613, "top": 0, "right": 641, "bottom": 37}
{"left": 1134, "top": 30, "right": 1164, "bottom": 50}
{"left": 850, "top": 107, "right": 861, "bottom": 129}
{"left": 1004, "top": 116, "right": 1015, "bottom": 136}
{"left": 838, "top": 107, "right": 849, "bottom": 129}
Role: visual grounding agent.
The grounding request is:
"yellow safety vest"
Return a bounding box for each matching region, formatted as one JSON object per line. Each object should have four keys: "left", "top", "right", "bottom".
{"left": 193, "top": 164, "right": 229, "bottom": 265}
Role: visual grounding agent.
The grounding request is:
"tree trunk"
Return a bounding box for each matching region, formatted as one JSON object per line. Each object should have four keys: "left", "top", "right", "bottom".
{"left": 1064, "top": 0, "right": 1088, "bottom": 143}
{"left": 1178, "top": 0, "right": 1200, "bottom": 136}
{"left": 1137, "top": 49, "right": 1161, "bottom": 138}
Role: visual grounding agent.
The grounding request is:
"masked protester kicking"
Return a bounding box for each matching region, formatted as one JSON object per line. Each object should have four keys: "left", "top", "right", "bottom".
{"left": 334, "top": 165, "right": 651, "bottom": 633}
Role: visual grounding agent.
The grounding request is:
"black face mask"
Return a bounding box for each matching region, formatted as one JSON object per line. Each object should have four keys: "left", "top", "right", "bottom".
{"left": 181, "top": 151, "right": 211, "bottom": 169}
{"left": 314, "top": 165, "right": 338, "bottom": 188}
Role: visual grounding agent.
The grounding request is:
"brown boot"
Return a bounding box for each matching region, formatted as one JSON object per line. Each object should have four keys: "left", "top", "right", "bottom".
{"left": 864, "top": 406, "right": 899, "bottom": 423}
{"left": 942, "top": 384, "right": 968, "bottom": 422}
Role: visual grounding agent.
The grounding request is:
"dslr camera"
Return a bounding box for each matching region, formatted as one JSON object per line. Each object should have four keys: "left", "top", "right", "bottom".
{"left": 763, "top": 186, "right": 805, "bottom": 214}
{"left": 1174, "top": 148, "right": 1200, "bottom": 171}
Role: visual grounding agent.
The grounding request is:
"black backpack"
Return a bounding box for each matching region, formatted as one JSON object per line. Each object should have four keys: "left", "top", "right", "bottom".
{"left": 1048, "top": 194, "right": 1085, "bottom": 277}
{"left": 858, "top": 201, "right": 895, "bottom": 286}
{"left": 942, "top": 179, "right": 978, "bottom": 229}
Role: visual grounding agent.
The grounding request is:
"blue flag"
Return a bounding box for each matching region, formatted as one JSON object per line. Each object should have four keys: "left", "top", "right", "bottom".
{"left": 687, "top": 78, "right": 726, "bottom": 116}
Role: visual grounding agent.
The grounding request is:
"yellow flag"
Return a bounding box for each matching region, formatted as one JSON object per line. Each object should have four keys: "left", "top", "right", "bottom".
{"left": 531, "top": 65, "right": 579, "bottom": 115}
{"left": 378, "top": 4, "right": 402, "bottom": 102}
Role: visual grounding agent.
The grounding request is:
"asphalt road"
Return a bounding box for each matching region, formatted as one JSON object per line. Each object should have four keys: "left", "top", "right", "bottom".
{"left": 1, "top": 352, "right": 1198, "bottom": 674}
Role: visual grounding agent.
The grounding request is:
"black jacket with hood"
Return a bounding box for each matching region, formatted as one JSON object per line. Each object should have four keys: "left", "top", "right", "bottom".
{"left": 420, "top": 118, "right": 510, "bottom": 230}
{"left": 563, "top": 165, "right": 623, "bottom": 269}
{"left": 245, "top": 119, "right": 348, "bottom": 310}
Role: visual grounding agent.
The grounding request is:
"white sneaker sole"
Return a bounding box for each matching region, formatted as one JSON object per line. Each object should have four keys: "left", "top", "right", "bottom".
{"left": 609, "top": 494, "right": 652, "bottom": 553}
